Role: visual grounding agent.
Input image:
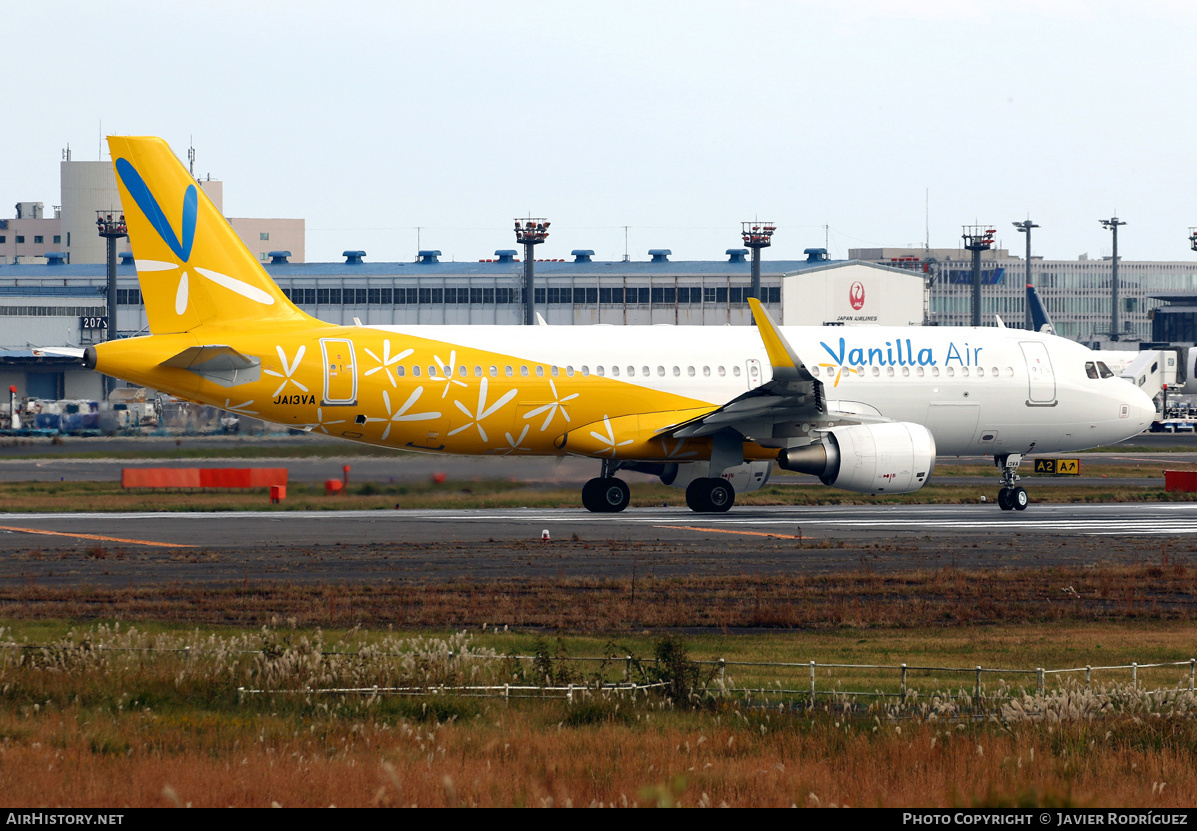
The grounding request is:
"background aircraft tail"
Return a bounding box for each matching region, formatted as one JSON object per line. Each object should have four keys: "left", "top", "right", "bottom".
{"left": 1026, "top": 284, "right": 1055, "bottom": 335}
{"left": 108, "top": 136, "right": 316, "bottom": 335}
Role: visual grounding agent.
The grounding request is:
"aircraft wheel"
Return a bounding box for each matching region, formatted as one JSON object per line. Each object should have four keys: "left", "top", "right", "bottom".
{"left": 1012, "top": 487, "right": 1029, "bottom": 511}
{"left": 685, "top": 477, "right": 735, "bottom": 513}
{"left": 582, "top": 478, "right": 605, "bottom": 512}
{"left": 582, "top": 477, "right": 629, "bottom": 513}
{"left": 706, "top": 479, "right": 735, "bottom": 512}
{"left": 997, "top": 489, "right": 1013, "bottom": 511}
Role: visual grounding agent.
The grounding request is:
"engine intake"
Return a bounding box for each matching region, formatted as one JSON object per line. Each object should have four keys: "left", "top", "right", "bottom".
{"left": 778, "top": 422, "right": 936, "bottom": 494}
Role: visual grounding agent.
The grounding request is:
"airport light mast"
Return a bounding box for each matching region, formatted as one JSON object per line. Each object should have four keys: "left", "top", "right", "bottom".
{"left": 1013, "top": 220, "right": 1039, "bottom": 331}
{"left": 741, "top": 221, "right": 775, "bottom": 303}
{"left": 1189, "top": 227, "right": 1197, "bottom": 252}
{"left": 515, "top": 218, "right": 549, "bottom": 325}
{"left": 1100, "top": 217, "right": 1126, "bottom": 342}
{"left": 962, "top": 225, "right": 996, "bottom": 327}
{"left": 95, "top": 210, "right": 128, "bottom": 398}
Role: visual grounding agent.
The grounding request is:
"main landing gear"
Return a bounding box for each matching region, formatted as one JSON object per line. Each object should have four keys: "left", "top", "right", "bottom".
{"left": 581, "top": 476, "right": 630, "bottom": 513}
{"left": 581, "top": 459, "right": 631, "bottom": 513}
{"left": 995, "top": 453, "right": 1028, "bottom": 511}
{"left": 685, "top": 477, "right": 735, "bottom": 513}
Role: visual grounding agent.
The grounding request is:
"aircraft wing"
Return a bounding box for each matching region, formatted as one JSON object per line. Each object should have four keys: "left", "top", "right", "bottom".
{"left": 664, "top": 298, "right": 882, "bottom": 444}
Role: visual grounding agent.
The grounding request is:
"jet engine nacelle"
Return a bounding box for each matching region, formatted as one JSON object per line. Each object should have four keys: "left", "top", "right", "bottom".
{"left": 657, "top": 460, "right": 773, "bottom": 494}
{"left": 777, "top": 422, "right": 936, "bottom": 494}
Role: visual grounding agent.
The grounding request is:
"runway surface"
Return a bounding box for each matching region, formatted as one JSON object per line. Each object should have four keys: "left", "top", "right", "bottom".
{"left": 0, "top": 503, "right": 1191, "bottom": 587}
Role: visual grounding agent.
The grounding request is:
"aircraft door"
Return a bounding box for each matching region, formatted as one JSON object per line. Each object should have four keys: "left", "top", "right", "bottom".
{"left": 1019, "top": 341, "right": 1057, "bottom": 405}
{"left": 320, "top": 338, "right": 358, "bottom": 406}
{"left": 746, "top": 359, "right": 762, "bottom": 389}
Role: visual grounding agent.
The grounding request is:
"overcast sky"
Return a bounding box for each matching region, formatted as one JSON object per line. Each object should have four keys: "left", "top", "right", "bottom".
{"left": 6, "top": 0, "right": 1196, "bottom": 264}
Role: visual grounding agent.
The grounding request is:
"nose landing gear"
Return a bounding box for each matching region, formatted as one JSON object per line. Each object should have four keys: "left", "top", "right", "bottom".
{"left": 995, "top": 453, "right": 1028, "bottom": 511}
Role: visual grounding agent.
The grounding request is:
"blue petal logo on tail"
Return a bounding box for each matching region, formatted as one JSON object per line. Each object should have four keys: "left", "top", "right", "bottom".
{"left": 113, "top": 156, "right": 273, "bottom": 315}
{"left": 115, "top": 158, "right": 196, "bottom": 262}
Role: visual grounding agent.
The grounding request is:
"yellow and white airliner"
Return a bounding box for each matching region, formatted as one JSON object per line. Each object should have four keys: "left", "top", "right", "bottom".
{"left": 85, "top": 137, "right": 1155, "bottom": 513}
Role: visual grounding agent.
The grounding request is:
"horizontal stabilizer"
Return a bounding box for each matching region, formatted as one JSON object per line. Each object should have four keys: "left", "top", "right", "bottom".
{"left": 32, "top": 347, "right": 86, "bottom": 359}
{"left": 160, "top": 345, "right": 261, "bottom": 388}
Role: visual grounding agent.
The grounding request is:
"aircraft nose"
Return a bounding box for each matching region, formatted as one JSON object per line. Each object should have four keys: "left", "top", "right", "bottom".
{"left": 1126, "top": 384, "right": 1156, "bottom": 432}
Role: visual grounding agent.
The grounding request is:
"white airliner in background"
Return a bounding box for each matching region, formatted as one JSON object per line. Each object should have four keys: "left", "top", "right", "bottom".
{"left": 84, "top": 137, "right": 1157, "bottom": 513}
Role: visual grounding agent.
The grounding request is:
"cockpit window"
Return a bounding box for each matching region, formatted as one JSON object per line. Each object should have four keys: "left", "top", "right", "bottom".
{"left": 1097, "top": 361, "right": 1114, "bottom": 378}
{"left": 1085, "top": 361, "right": 1099, "bottom": 379}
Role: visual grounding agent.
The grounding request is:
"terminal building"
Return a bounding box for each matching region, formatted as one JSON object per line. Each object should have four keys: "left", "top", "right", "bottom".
{"left": 0, "top": 247, "right": 928, "bottom": 399}
{"left": 2, "top": 151, "right": 303, "bottom": 266}
{"left": 851, "top": 247, "right": 1197, "bottom": 344}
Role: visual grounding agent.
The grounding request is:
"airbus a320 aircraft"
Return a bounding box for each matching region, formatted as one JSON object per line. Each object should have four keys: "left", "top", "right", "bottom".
{"left": 85, "top": 137, "right": 1156, "bottom": 513}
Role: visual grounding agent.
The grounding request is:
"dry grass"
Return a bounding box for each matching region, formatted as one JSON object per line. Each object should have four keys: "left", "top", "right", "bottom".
{"left": 2, "top": 624, "right": 1197, "bottom": 807}
{"left": 1, "top": 560, "right": 1193, "bottom": 631}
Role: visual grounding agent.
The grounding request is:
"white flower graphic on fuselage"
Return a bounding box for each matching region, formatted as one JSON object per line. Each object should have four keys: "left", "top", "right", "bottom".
{"left": 377, "top": 387, "right": 441, "bottom": 441}
{"left": 523, "top": 378, "right": 579, "bottom": 432}
{"left": 363, "top": 340, "right": 412, "bottom": 388}
{"left": 264, "top": 345, "right": 308, "bottom": 398}
{"left": 448, "top": 377, "right": 517, "bottom": 443}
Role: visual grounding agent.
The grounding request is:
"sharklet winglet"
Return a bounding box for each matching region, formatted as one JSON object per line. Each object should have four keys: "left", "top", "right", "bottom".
{"left": 747, "top": 297, "right": 814, "bottom": 382}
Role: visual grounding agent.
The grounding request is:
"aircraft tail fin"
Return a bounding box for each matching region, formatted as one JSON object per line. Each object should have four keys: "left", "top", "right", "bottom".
{"left": 1026, "top": 284, "right": 1055, "bottom": 335}
{"left": 107, "top": 136, "right": 316, "bottom": 335}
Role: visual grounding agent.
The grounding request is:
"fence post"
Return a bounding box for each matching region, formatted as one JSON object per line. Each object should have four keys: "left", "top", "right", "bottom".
{"left": 1190, "top": 658, "right": 1195, "bottom": 692}
{"left": 1037, "top": 668, "right": 1044, "bottom": 695}
{"left": 1086, "top": 665, "right": 1091, "bottom": 689}
{"left": 975, "top": 666, "right": 982, "bottom": 704}
{"left": 810, "top": 661, "right": 816, "bottom": 706}
{"left": 718, "top": 658, "right": 726, "bottom": 697}
{"left": 1133, "top": 662, "right": 1138, "bottom": 689}
{"left": 625, "top": 655, "right": 631, "bottom": 682}
{"left": 901, "top": 663, "right": 907, "bottom": 704}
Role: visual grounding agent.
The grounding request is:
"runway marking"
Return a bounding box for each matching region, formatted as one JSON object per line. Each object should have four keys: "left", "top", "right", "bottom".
{"left": 0, "top": 525, "right": 195, "bottom": 548}
{"left": 657, "top": 525, "right": 807, "bottom": 540}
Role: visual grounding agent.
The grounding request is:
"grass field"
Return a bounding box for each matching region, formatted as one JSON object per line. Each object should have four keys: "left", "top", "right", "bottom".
{"left": 0, "top": 468, "right": 1194, "bottom": 513}
{"left": 2, "top": 621, "right": 1196, "bottom": 807}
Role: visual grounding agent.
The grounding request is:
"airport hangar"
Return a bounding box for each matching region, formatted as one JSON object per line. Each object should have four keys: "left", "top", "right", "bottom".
{"left": 0, "top": 248, "right": 926, "bottom": 400}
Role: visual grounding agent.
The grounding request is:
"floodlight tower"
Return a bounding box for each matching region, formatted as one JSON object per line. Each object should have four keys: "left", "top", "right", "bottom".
{"left": 741, "top": 221, "right": 776, "bottom": 302}
{"left": 515, "top": 218, "right": 549, "bottom": 325}
{"left": 962, "top": 225, "right": 997, "bottom": 327}
{"left": 1012, "top": 220, "right": 1039, "bottom": 331}
{"left": 1099, "top": 217, "right": 1126, "bottom": 342}
{"left": 95, "top": 210, "right": 128, "bottom": 397}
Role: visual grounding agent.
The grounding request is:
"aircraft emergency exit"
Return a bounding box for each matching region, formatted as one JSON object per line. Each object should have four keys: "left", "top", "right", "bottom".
{"left": 85, "top": 137, "right": 1156, "bottom": 513}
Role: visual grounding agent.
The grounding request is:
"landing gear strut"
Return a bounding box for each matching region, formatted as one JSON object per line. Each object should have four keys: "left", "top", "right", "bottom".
{"left": 995, "top": 454, "right": 1028, "bottom": 511}
{"left": 581, "top": 459, "right": 630, "bottom": 513}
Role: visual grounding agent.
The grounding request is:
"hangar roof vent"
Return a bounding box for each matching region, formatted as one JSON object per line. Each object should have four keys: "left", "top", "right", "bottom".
{"left": 648, "top": 249, "right": 672, "bottom": 263}
{"left": 726, "top": 248, "right": 748, "bottom": 263}
{"left": 119, "top": 252, "right": 134, "bottom": 264}
{"left": 44, "top": 252, "right": 67, "bottom": 265}
{"left": 268, "top": 250, "right": 292, "bottom": 264}
{"left": 572, "top": 249, "right": 595, "bottom": 263}
{"left": 804, "top": 247, "right": 829, "bottom": 262}
{"left": 343, "top": 250, "right": 367, "bottom": 264}
{"left": 416, "top": 250, "right": 442, "bottom": 264}
{"left": 493, "top": 250, "right": 517, "bottom": 263}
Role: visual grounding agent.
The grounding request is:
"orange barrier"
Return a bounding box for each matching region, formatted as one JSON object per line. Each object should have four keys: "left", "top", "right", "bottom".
{"left": 1164, "top": 470, "right": 1197, "bottom": 492}
{"left": 122, "top": 467, "right": 288, "bottom": 490}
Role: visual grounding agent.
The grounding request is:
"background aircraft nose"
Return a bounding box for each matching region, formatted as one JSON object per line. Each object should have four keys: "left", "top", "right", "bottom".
{"left": 1130, "top": 384, "right": 1156, "bottom": 430}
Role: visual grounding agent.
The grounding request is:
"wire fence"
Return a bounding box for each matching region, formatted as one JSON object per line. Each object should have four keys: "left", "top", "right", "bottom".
{"left": 6, "top": 640, "right": 1191, "bottom": 706}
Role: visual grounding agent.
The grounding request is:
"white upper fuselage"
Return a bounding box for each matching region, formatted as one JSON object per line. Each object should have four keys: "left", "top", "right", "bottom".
{"left": 375, "top": 322, "right": 1156, "bottom": 457}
